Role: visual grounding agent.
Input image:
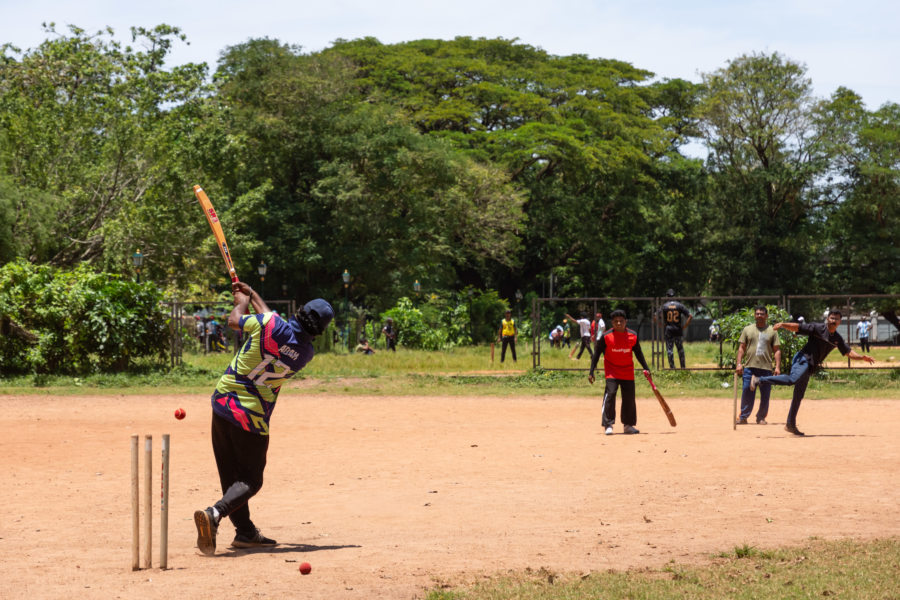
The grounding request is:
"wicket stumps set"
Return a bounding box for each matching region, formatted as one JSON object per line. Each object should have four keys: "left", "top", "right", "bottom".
{"left": 130, "top": 434, "right": 170, "bottom": 570}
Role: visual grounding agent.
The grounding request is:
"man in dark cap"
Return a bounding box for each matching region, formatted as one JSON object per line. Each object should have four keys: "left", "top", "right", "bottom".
{"left": 194, "top": 281, "right": 333, "bottom": 556}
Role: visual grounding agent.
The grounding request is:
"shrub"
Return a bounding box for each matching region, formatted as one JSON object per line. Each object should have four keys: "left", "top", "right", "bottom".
{"left": 0, "top": 260, "right": 168, "bottom": 375}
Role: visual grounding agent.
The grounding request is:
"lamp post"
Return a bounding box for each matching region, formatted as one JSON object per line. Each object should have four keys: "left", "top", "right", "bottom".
{"left": 515, "top": 289, "right": 523, "bottom": 323}
{"left": 342, "top": 269, "right": 350, "bottom": 351}
{"left": 257, "top": 261, "right": 267, "bottom": 298}
{"left": 467, "top": 288, "right": 474, "bottom": 342}
{"left": 132, "top": 249, "right": 144, "bottom": 284}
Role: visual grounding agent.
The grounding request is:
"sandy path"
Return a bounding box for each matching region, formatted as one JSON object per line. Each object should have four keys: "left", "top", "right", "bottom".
{"left": 2, "top": 391, "right": 898, "bottom": 599}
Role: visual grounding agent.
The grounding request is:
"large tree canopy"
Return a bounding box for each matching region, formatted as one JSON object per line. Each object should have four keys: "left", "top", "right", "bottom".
{"left": 204, "top": 39, "right": 526, "bottom": 307}
{"left": 1, "top": 31, "right": 897, "bottom": 310}
{"left": 695, "top": 52, "right": 830, "bottom": 294}
{"left": 325, "top": 37, "right": 707, "bottom": 298}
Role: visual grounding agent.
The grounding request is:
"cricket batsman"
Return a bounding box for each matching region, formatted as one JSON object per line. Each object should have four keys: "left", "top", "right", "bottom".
{"left": 194, "top": 281, "right": 333, "bottom": 554}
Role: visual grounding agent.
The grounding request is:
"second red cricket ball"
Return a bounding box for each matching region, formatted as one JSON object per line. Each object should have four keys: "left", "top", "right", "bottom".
{"left": 174, "top": 408, "right": 186, "bottom": 420}
{"left": 299, "top": 562, "right": 311, "bottom": 574}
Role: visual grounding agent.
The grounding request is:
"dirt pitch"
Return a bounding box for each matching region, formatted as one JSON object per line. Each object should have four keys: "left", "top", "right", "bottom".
{"left": 2, "top": 390, "right": 899, "bottom": 599}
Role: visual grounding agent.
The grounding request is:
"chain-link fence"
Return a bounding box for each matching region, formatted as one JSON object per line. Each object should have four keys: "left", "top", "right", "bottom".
{"left": 163, "top": 299, "right": 296, "bottom": 367}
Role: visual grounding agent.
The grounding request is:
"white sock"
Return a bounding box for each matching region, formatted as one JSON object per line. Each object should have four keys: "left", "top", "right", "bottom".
{"left": 211, "top": 507, "right": 220, "bottom": 520}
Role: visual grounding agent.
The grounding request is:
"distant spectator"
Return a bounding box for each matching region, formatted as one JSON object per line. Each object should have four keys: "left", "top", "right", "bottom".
{"left": 355, "top": 337, "right": 376, "bottom": 355}
{"left": 497, "top": 309, "right": 518, "bottom": 363}
{"left": 382, "top": 318, "right": 397, "bottom": 352}
{"left": 856, "top": 318, "right": 872, "bottom": 352}
{"left": 708, "top": 320, "right": 720, "bottom": 342}
{"left": 566, "top": 312, "right": 593, "bottom": 361}
{"left": 591, "top": 312, "right": 605, "bottom": 343}
{"left": 549, "top": 325, "right": 563, "bottom": 348}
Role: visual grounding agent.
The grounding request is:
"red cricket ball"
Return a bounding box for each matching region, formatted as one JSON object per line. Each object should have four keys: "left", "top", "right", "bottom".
{"left": 299, "top": 562, "right": 311, "bottom": 575}
{"left": 174, "top": 408, "right": 186, "bottom": 420}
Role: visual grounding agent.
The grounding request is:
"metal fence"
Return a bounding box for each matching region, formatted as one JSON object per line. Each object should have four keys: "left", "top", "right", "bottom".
{"left": 163, "top": 299, "right": 296, "bottom": 367}
{"left": 531, "top": 294, "right": 900, "bottom": 371}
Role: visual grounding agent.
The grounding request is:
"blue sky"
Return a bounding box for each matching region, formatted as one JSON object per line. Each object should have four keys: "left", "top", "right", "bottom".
{"left": 2, "top": 0, "right": 898, "bottom": 109}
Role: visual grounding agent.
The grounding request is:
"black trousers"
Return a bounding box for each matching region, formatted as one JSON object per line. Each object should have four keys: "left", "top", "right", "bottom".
{"left": 211, "top": 413, "right": 269, "bottom": 536}
{"left": 576, "top": 335, "right": 593, "bottom": 359}
{"left": 501, "top": 335, "right": 517, "bottom": 362}
{"left": 601, "top": 378, "right": 637, "bottom": 427}
{"left": 665, "top": 334, "right": 685, "bottom": 368}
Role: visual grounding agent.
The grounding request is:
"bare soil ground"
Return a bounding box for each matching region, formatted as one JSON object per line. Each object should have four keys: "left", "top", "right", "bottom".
{"left": 2, "top": 390, "right": 899, "bottom": 599}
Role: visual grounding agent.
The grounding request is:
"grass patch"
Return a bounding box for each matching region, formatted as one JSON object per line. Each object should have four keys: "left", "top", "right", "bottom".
{"left": 424, "top": 537, "right": 900, "bottom": 600}
{"left": 0, "top": 343, "right": 898, "bottom": 397}
{"left": 0, "top": 360, "right": 218, "bottom": 395}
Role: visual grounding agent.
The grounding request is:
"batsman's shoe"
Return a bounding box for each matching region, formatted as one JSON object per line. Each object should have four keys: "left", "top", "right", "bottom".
{"left": 605, "top": 426, "right": 613, "bottom": 436}
{"left": 749, "top": 375, "right": 760, "bottom": 391}
{"left": 231, "top": 529, "right": 278, "bottom": 548}
{"left": 736, "top": 417, "right": 748, "bottom": 425}
{"left": 784, "top": 424, "right": 805, "bottom": 436}
{"left": 756, "top": 418, "right": 768, "bottom": 425}
{"left": 623, "top": 425, "right": 640, "bottom": 435}
{"left": 194, "top": 508, "right": 218, "bottom": 556}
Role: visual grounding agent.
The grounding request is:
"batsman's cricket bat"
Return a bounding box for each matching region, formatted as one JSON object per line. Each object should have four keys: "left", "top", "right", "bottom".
{"left": 643, "top": 370, "right": 676, "bottom": 427}
{"left": 194, "top": 185, "right": 239, "bottom": 284}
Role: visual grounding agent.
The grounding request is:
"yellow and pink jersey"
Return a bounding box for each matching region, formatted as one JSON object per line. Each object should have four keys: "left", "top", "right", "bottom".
{"left": 211, "top": 312, "right": 314, "bottom": 435}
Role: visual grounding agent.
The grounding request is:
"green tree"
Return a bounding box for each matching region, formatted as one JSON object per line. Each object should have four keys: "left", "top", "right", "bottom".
{"left": 327, "top": 37, "right": 707, "bottom": 298}
{"left": 0, "top": 24, "right": 210, "bottom": 284}
{"left": 696, "top": 52, "right": 830, "bottom": 294}
{"left": 204, "top": 39, "right": 525, "bottom": 310}
{"left": 815, "top": 90, "right": 900, "bottom": 294}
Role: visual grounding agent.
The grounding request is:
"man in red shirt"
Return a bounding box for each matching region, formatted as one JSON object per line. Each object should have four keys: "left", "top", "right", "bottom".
{"left": 588, "top": 309, "right": 651, "bottom": 435}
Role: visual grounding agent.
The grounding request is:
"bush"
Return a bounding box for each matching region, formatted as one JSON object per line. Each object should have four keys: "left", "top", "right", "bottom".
{"left": 0, "top": 260, "right": 168, "bottom": 375}
{"left": 467, "top": 288, "right": 509, "bottom": 344}
{"left": 380, "top": 297, "right": 461, "bottom": 350}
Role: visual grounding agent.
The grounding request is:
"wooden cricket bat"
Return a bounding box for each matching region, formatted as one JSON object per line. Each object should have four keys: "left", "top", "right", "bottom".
{"left": 732, "top": 371, "right": 739, "bottom": 431}
{"left": 194, "top": 185, "right": 239, "bottom": 284}
{"left": 643, "top": 370, "right": 676, "bottom": 427}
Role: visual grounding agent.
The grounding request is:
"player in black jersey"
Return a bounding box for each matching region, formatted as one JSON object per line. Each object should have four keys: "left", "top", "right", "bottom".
{"left": 655, "top": 289, "right": 692, "bottom": 369}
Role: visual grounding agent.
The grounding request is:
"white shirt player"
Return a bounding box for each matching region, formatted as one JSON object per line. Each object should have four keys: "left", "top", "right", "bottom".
{"left": 594, "top": 319, "right": 606, "bottom": 341}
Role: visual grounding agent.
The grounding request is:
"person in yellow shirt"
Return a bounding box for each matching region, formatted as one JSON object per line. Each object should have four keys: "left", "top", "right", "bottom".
{"left": 498, "top": 309, "right": 518, "bottom": 363}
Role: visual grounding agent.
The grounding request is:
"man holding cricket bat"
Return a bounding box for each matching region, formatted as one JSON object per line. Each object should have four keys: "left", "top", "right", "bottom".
{"left": 587, "top": 309, "right": 651, "bottom": 435}
{"left": 194, "top": 282, "right": 333, "bottom": 555}
{"left": 735, "top": 305, "right": 781, "bottom": 425}
{"left": 498, "top": 309, "right": 518, "bottom": 363}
